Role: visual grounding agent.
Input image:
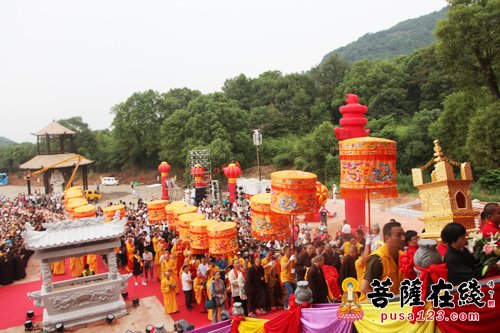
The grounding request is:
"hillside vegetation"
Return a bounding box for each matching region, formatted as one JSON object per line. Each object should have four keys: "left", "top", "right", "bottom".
{"left": 322, "top": 7, "right": 447, "bottom": 63}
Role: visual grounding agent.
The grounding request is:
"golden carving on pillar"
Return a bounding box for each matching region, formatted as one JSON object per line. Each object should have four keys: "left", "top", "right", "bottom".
{"left": 412, "top": 140, "right": 477, "bottom": 239}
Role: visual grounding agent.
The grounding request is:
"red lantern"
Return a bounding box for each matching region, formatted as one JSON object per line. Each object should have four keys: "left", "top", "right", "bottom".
{"left": 223, "top": 162, "right": 242, "bottom": 203}
{"left": 191, "top": 164, "right": 206, "bottom": 188}
{"left": 158, "top": 161, "right": 171, "bottom": 200}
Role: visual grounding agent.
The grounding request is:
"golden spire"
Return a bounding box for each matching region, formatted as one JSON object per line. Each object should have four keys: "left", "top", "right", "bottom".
{"left": 433, "top": 140, "right": 445, "bottom": 163}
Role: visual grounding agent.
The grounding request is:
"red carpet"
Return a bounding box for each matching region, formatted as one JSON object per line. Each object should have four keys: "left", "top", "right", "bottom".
{"left": 0, "top": 258, "right": 284, "bottom": 330}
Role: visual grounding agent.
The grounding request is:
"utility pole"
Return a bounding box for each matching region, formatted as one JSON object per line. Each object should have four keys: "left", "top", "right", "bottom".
{"left": 253, "top": 129, "right": 262, "bottom": 181}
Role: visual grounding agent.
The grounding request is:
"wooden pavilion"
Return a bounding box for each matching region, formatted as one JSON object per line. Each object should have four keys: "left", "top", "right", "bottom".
{"left": 19, "top": 122, "right": 94, "bottom": 194}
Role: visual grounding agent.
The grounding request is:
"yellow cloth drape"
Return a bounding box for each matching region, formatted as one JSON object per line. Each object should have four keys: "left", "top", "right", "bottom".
{"left": 69, "top": 257, "right": 84, "bottom": 277}
{"left": 354, "top": 301, "right": 436, "bottom": 333}
{"left": 237, "top": 317, "right": 268, "bottom": 333}
{"left": 161, "top": 275, "right": 178, "bottom": 314}
{"left": 87, "top": 254, "right": 98, "bottom": 274}
{"left": 52, "top": 260, "right": 65, "bottom": 275}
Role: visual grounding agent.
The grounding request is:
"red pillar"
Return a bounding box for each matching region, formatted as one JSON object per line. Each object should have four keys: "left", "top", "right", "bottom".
{"left": 228, "top": 179, "right": 237, "bottom": 203}
{"left": 334, "top": 94, "right": 370, "bottom": 232}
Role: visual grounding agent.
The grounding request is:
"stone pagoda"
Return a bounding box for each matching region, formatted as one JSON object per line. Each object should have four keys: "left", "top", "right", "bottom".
{"left": 412, "top": 140, "right": 477, "bottom": 239}
{"left": 23, "top": 214, "right": 130, "bottom": 332}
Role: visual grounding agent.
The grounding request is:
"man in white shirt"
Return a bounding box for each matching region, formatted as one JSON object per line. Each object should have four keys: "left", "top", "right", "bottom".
{"left": 181, "top": 265, "right": 193, "bottom": 311}
{"left": 366, "top": 223, "right": 382, "bottom": 251}
{"left": 142, "top": 248, "right": 154, "bottom": 285}
{"left": 198, "top": 257, "right": 209, "bottom": 278}
{"left": 228, "top": 261, "right": 242, "bottom": 305}
{"left": 341, "top": 220, "right": 352, "bottom": 236}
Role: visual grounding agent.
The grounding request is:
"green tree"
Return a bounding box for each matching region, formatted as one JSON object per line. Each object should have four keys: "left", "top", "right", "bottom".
{"left": 435, "top": 0, "right": 500, "bottom": 99}
{"left": 293, "top": 122, "right": 338, "bottom": 183}
{"left": 465, "top": 101, "right": 500, "bottom": 170}
{"left": 333, "top": 59, "right": 412, "bottom": 120}
{"left": 57, "top": 116, "right": 98, "bottom": 159}
{"left": 429, "top": 91, "right": 484, "bottom": 162}
{"left": 0, "top": 142, "right": 36, "bottom": 172}
{"left": 398, "top": 109, "right": 441, "bottom": 173}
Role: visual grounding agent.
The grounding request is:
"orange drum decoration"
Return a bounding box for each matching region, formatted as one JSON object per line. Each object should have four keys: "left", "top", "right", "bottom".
{"left": 316, "top": 181, "right": 329, "bottom": 207}
{"left": 74, "top": 204, "right": 97, "bottom": 219}
{"left": 147, "top": 199, "right": 169, "bottom": 223}
{"left": 223, "top": 162, "right": 242, "bottom": 203}
{"left": 165, "top": 201, "right": 187, "bottom": 227}
{"left": 66, "top": 197, "right": 88, "bottom": 219}
{"left": 103, "top": 204, "right": 125, "bottom": 222}
{"left": 207, "top": 222, "right": 238, "bottom": 255}
{"left": 178, "top": 213, "right": 205, "bottom": 241}
{"left": 172, "top": 205, "right": 198, "bottom": 231}
{"left": 190, "top": 219, "right": 217, "bottom": 252}
{"left": 270, "top": 170, "right": 317, "bottom": 215}
{"left": 338, "top": 137, "right": 397, "bottom": 199}
{"left": 250, "top": 193, "right": 290, "bottom": 241}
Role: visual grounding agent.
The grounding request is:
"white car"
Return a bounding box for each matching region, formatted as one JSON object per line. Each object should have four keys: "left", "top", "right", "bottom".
{"left": 101, "top": 177, "right": 119, "bottom": 186}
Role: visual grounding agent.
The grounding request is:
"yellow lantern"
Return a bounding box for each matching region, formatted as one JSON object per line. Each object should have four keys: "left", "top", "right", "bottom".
{"left": 171, "top": 205, "right": 198, "bottom": 231}
{"left": 165, "top": 201, "right": 187, "bottom": 227}
{"left": 102, "top": 204, "right": 125, "bottom": 222}
{"left": 178, "top": 213, "right": 205, "bottom": 241}
{"left": 147, "top": 199, "right": 169, "bottom": 223}
{"left": 190, "top": 219, "right": 218, "bottom": 251}
{"left": 250, "top": 193, "right": 291, "bottom": 241}
{"left": 270, "top": 170, "right": 317, "bottom": 215}
{"left": 66, "top": 197, "right": 88, "bottom": 220}
{"left": 74, "top": 204, "right": 97, "bottom": 219}
{"left": 207, "top": 222, "right": 238, "bottom": 255}
{"left": 339, "top": 137, "right": 397, "bottom": 199}
{"left": 64, "top": 188, "right": 84, "bottom": 204}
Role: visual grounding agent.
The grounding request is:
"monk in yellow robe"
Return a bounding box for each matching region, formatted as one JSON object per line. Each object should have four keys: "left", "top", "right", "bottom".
{"left": 52, "top": 260, "right": 66, "bottom": 275}
{"left": 171, "top": 242, "right": 182, "bottom": 276}
{"left": 125, "top": 238, "right": 135, "bottom": 273}
{"left": 206, "top": 276, "right": 214, "bottom": 320}
{"left": 155, "top": 245, "right": 165, "bottom": 281}
{"left": 208, "top": 260, "right": 220, "bottom": 279}
{"left": 193, "top": 270, "right": 207, "bottom": 306}
{"left": 69, "top": 257, "right": 84, "bottom": 277}
{"left": 86, "top": 254, "right": 98, "bottom": 274}
{"left": 160, "top": 252, "right": 175, "bottom": 278}
{"left": 161, "top": 270, "right": 178, "bottom": 314}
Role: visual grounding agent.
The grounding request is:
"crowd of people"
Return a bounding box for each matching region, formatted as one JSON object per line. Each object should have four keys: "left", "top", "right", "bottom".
{"left": 0, "top": 191, "right": 65, "bottom": 285}
{"left": 1, "top": 186, "right": 499, "bottom": 325}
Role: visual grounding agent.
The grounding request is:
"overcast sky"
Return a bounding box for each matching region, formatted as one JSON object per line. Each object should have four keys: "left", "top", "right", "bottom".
{"left": 0, "top": 0, "right": 446, "bottom": 143}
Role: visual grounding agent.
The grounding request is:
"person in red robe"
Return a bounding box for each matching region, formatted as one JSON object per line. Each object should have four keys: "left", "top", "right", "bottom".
{"left": 399, "top": 230, "right": 419, "bottom": 279}
{"left": 480, "top": 203, "right": 500, "bottom": 237}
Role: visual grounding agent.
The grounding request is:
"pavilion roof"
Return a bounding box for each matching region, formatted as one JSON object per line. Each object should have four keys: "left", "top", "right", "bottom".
{"left": 18, "top": 153, "right": 93, "bottom": 170}
{"left": 32, "top": 121, "right": 76, "bottom": 136}
{"left": 23, "top": 216, "right": 126, "bottom": 251}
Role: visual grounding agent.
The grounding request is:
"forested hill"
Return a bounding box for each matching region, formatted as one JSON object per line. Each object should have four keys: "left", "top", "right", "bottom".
{"left": 0, "top": 137, "right": 16, "bottom": 147}
{"left": 322, "top": 7, "right": 448, "bottom": 63}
